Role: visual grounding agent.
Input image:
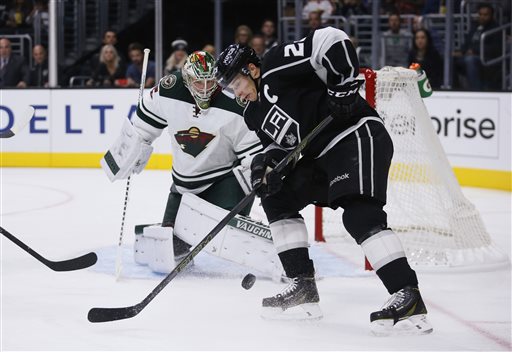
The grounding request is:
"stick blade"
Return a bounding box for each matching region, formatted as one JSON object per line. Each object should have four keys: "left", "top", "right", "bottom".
{"left": 88, "top": 305, "right": 141, "bottom": 323}
{"left": 0, "top": 106, "right": 34, "bottom": 138}
{"left": 47, "top": 252, "right": 98, "bottom": 271}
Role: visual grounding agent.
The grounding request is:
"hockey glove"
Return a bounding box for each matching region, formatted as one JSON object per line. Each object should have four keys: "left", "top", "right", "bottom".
{"left": 250, "top": 149, "right": 287, "bottom": 197}
{"left": 327, "top": 79, "right": 364, "bottom": 119}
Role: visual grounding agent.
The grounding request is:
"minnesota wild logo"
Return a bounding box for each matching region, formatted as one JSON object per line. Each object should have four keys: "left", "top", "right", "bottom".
{"left": 175, "top": 127, "right": 215, "bottom": 157}
{"left": 161, "top": 74, "right": 177, "bottom": 89}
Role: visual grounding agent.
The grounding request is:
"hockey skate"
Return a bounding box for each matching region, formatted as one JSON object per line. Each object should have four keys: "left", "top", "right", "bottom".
{"left": 261, "top": 276, "right": 323, "bottom": 320}
{"left": 370, "top": 286, "right": 433, "bottom": 336}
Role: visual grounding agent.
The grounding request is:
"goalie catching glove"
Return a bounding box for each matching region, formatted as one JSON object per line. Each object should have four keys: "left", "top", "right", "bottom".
{"left": 326, "top": 79, "right": 364, "bottom": 119}
{"left": 100, "top": 119, "right": 153, "bottom": 181}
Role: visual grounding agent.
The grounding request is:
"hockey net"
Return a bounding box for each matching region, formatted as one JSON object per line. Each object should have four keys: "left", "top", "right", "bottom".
{"left": 315, "top": 67, "right": 508, "bottom": 271}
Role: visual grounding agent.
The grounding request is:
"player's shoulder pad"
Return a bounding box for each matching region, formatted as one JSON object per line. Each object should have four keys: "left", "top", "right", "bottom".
{"left": 157, "top": 71, "right": 194, "bottom": 103}
{"left": 209, "top": 89, "right": 248, "bottom": 116}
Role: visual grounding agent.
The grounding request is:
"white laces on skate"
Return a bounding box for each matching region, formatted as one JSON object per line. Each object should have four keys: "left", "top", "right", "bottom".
{"left": 277, "top": 277, "right": 299, "bottom": 297}
{"left": 382, "top": 290, "right": 406, "bottom": 310}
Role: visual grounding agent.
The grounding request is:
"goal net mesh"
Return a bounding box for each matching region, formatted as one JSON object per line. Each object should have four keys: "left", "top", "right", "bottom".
{"left": 319, "top": 67, "right": 508, "bottom": 270}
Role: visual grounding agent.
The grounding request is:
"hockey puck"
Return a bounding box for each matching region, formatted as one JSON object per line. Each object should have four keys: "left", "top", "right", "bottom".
{"left": 241, "top": 273, "right": 256, "bottom": 290}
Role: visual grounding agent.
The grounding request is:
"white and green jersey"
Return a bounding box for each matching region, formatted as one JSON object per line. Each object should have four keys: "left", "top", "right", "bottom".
{"left": 133, "top": 72, "right": 263, "bottom": 194}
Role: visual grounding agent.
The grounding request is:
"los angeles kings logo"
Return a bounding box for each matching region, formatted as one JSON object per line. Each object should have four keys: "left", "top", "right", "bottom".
{"left": 175, "top": 127, "right": 215, "bottom": 157}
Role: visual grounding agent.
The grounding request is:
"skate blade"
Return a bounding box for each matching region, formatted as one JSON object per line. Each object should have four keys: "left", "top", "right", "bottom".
{"left": 261, "top": 303, "right": 323, "bottom": 321}
{"left": 370, "top": 314, "right": 433, "bottom": 336}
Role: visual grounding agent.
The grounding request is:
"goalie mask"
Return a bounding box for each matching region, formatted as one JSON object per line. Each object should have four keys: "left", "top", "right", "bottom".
{"left": 182, "top": 51, "right": 218, "bottom": 111}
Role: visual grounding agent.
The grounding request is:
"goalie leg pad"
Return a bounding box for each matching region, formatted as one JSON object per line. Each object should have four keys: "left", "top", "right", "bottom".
{"left": 174, "top": 193, "right": 285, "bottom": 281}
{"left": 134, "top": 232, "right": 150, "bottom": 265}
{"left": 133, "top": 226, "right": 175, "bottom": 274}
{"left": 100, "top": 119, "right": 153, "bottom": 182}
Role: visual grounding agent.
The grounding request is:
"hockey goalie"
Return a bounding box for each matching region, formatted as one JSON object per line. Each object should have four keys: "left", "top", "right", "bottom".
{"left": 101, "top": 51, "right": 284, "bottom": 281}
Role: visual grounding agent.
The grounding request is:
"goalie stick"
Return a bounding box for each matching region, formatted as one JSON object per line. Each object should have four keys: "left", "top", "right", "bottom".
{"left": 87, "top": 115, "right": 334, "bottom": 323}
{"left": 115, "top": 48, "right": 151, "bottom": 281}
{"left": 0, "top": 106, "right": 35, "bottom": 138}
{"left": 1, "top": 226, "right": 97, "bottom": 271}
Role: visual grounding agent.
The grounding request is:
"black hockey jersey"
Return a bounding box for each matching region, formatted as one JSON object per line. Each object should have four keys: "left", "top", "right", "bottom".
{"left": 244, "top": 26, "right": 381, "bottom": 158}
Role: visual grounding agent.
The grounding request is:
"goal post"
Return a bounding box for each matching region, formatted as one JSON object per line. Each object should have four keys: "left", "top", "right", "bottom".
{"left": 315, "top": 67, "right": 509, "bottom": 271}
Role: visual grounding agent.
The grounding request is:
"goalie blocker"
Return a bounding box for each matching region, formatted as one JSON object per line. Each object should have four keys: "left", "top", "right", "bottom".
{"left": 134, "top": 193, "right": 284, "bottom": 281}
{"left": 100, "top": 119, "right": 153, "bottom": 181}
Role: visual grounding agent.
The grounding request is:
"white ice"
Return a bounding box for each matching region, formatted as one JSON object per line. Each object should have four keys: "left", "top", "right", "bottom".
{"left": 1, "top": 168, "right": 511, "bottom": 351}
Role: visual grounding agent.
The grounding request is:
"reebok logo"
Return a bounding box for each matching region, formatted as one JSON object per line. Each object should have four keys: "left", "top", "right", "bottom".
{"left": 330, "top": 173, "right": 349, "bottom": 187}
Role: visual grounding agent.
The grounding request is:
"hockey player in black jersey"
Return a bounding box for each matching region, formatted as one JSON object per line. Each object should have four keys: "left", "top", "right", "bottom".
{"left": 215, "top": 27, "right": 432, "bottom": 334}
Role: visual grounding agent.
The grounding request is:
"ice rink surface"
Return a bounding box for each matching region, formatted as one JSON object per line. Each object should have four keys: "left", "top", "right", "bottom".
{"left": 1, "top": 168, "right": 511, "bottom": 351}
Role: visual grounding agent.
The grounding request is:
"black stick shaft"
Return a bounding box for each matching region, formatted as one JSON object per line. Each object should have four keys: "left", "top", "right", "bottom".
{"left": 88, "top": 115, "right": 334, "bottom": 323}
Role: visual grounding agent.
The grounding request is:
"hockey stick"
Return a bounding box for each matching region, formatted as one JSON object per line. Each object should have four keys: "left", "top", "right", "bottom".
{"left": 115, "top": 48, "right": 151, "bottom": 281}
{"left": 88, "top": 114, "right": 334, "bottom": 323}
{"left": 0, "top": 226, "right": 97, "bottom": 271}
{"left": 0, "top": 106, "right": 35, "bottom": 138}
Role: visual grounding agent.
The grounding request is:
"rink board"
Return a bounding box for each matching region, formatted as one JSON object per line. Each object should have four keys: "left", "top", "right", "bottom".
{"left": 1, "top": 89, "right": 510, "bottom": 190}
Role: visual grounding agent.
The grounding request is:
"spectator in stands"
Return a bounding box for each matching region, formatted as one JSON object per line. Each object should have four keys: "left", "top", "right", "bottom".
{"left": 454, "top": 3, "right": 502, "bottom": 90}
{"left": 302, "top": 0, "right": 333, "bottom": 23}
{"left": 164, "top": 38, "right": 188, "bottom": 75}
{"left": 90, "top": 29, "right": 125, "bottom": 74}
{"left": 0, "top": 37, "right": 28, "bottom": 87}
{"left": 28, "top": 44, "right": 48, "bottom": 87}
{"left": 381, "top": 12, "right": 411, "bottom": 68}
{"left": 126, "top": 42, "right": 156, "bottom": 88}
{"left": 26, "top": 0, "right": 48, "bottom": 35}
{"left": 260, "top": 19, "right": 277, "bottom": 53}
{"left": 408, "top": 29, "right": 443, "bottom": 88}
{"left": 305, "top": 10, "right": 323, "bottom": 35}
{"left": 250, "top": 34, "right": 266, "bottom": 60}
{"left": 234, "top": 25, "right": 253, "bottom": 46}
{"left": 87, "top": 44, "right": 126, "bottom": 87}
{"left": 202, "top": 43, "right": 216, "bottom": 57}
{"left": 339, "top": 0, "right": 368, "bottom": 17}
{"left": 5, "top": 0, "right": 31, "bottom": 33}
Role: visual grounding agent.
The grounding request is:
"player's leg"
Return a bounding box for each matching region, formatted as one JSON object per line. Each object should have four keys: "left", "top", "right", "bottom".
{"left": 326, "top": 121, "right": 432, "bottom": 335}
{"left": 259, "top": 161, "right": 323, "bottom": 320}
{"left": 341, "top": 197, "right": 431, "bottom": 335}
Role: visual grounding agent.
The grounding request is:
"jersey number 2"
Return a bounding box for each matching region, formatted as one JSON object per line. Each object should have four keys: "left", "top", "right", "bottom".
{"left": 284, "top": 42, "right": 304, "bottom": 57}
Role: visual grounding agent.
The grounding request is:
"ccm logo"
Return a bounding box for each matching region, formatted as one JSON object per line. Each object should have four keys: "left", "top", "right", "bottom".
{"left": 327, "top": 88, "right": 358, "bottom": 98}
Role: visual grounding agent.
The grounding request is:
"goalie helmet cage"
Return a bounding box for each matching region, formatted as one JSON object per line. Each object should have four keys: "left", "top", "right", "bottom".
{"left": 314, "top": 67, "right": 509, "bottom": 271}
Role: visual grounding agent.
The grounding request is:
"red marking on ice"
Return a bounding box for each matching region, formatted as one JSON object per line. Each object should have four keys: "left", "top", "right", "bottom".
{"left": 427, "top": 300, "right": 511, "bottom": 350}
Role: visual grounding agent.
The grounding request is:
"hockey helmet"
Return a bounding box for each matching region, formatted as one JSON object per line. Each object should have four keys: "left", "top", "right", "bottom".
{"left": 214, "top": 44, "right": 260, "bottom": 90}
{"left": 182, "top": 51, "right": 218, "bottom": 110}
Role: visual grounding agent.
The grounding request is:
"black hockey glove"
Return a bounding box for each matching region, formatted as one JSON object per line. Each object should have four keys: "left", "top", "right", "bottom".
{"left": 250, "top": 149, "right": 288, "bottom": 197}
{"left": 327, "top": 79, "right": 364, "bottom": 119}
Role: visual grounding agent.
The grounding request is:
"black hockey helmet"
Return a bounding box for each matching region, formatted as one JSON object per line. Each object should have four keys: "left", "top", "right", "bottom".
{"left": 214, "top": 44, "right": 261, "bottom": 89}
